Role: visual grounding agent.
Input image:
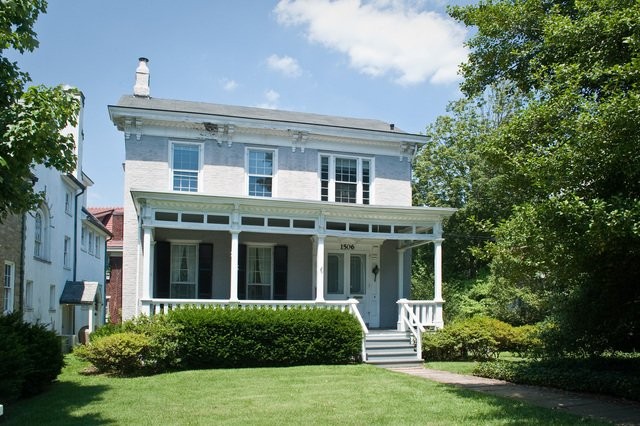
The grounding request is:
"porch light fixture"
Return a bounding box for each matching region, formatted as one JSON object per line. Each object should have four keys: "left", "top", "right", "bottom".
{"left": 372, "top": 264, "right": 379, "bottom": 281}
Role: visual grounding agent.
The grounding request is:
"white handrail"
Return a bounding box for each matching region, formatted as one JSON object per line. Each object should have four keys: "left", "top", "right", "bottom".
{"left": 397, "top": 299, "right": 426, "bottom": 359}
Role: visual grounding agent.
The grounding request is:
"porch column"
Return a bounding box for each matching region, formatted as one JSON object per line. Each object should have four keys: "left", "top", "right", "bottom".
{"left": 433, "top": 238, "right": 444, "bottom": 328}
{"left": 141, "top": 226, "right": 154, "bottom": 300}
{"left": 397, "top": 248, "right": 405, "bottom": 300}
{"left": 229, "top": 230, "right": 240, "bottom": 302}
{"left": 315, "top": 235, "right": 325, "bottom": 302}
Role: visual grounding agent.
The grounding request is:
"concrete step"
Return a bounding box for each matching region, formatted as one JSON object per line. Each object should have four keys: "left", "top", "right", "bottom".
{"left": 364, "top": 330, "right": 421, "bottom": 368}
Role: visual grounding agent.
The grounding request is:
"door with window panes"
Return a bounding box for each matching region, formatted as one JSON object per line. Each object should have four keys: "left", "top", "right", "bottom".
{"left": 325, "top": 247, "right": 379, "bottom": 327}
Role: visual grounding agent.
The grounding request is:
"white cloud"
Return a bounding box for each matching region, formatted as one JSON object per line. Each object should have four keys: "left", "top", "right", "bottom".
{"left": 221, "top": 78, "right": 239, "bottom": 91}
{"left": 267, "top": 54, "right": 303, "bottom": 77}
{"left": 256, "top": 89, "right": 281, "bottom": 109}
{"left": 274, "top": 0, "right": 468, "bottom": 85}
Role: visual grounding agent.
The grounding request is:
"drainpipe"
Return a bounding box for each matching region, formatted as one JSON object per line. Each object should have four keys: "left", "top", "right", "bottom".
{"left": 73, "top": 184, "right": 86, "bottom": 281}
{"left": 19, "top": 213, "right": 26, "bottom": 313}
{"left": 103, "top": 234, "right": 112, "bottom": 324}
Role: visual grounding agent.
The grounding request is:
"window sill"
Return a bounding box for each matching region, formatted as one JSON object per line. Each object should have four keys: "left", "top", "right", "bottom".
{"left": 34, "top": 256, "right": 52, "bottom": 264}
{"left": 49, "top": 309, "right": 56, "bottom": 313}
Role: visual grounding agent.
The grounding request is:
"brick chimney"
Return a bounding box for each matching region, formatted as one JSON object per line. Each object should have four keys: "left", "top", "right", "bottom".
{"left": 133, "top": 57, "right": 150, "bottom": 97}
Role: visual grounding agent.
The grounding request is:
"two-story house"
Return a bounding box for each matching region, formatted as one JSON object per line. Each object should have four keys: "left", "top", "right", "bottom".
{"left": 109, "top": 59, "right": 454, "bottom": 363}
{"left": 22, "top": 90, "right": 111, "bottom": 346}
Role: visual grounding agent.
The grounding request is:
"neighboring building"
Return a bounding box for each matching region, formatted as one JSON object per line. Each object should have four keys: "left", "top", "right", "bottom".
{"left": 0, "top": 214, "right": 23, "bottom": 315}
{"left": 89, "top": 207, "right": 124, "bottom": 323}
{"left": 108, "top": 59, "right": 454, "bottom": 362}
{"left": 22, "top": 91, "right": 111, "bottom": 342}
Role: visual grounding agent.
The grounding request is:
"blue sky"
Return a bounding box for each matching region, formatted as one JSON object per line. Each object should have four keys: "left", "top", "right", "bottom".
{"left": 11, "top": 0, "right": 472, "bottom": 207}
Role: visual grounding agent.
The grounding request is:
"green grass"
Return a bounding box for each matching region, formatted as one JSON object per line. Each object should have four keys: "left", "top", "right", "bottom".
{"left": 425, "top": 353, "right": 526, "bottom": 376}
{"left": 2, "top": 355, "right": 607, "bottom": 425}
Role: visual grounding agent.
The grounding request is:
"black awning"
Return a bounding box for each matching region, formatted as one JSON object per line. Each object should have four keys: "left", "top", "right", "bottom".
{"left": 59, "top": 281, "right": 98, "bottom": 305}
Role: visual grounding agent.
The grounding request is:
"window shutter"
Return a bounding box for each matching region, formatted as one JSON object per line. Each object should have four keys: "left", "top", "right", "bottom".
{"left": 274, "top": 245, "right": 288, "bottom": 300}
{"left": 238, "top": 244, "right": 247, "bottom": 300}
{"left": 155, "top": 241, "right": 171, "bottom": 298}
{"left": 198, "top": 243, "right": 213, "bottom": 299}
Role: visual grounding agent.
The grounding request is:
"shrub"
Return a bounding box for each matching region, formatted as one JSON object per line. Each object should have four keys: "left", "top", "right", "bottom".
{"left": 422, "top": 316, "right": 524, "bottom": 361}
{"left": 474, "top": 356, "right": 640, "bottom": 401}
{"left": 78, "top": 315, "right": 182, "bottom": 374}
{"left": 169, "top": 306, "right": 362, "bottom": 369}
{"left": 75, "top": 332, "right": 151, "bottom": 375}
{"left": 0, "top": 312, "right": 64, "bottom": 401}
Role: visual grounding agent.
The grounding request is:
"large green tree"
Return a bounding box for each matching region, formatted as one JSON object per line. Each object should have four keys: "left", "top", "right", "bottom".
{"left": 0, "top": 0, "right": 80, "bottom": 220}
{"left": 445, "top": 0, "right": 640, "bottom": 354}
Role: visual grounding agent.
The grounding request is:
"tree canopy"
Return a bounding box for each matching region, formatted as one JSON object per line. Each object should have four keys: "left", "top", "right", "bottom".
{"left": 0, "top": 0, "right": 80, "bottom": 220}
{"left": 414, "top": 0, "right": 640, "bottom": 354}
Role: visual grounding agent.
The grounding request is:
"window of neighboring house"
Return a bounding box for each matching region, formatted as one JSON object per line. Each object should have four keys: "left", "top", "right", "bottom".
{"left": 34, "top": 208, "right": 50, "bottom": 260}
{"left": 170, "top": 244, "right": 197, "bottom": 298}
{"left": 64, "top": 191, "right": 72, "bottom": 215}
{"left": 247, "top": 246, "right": 273, "bottom": 300}
{"left": 320, "top": 155, "right": 371, "bottom": 204}
{"left": 49, "top": 284, "right": 56, "bottom": 311}
{"left": 3, "top": 262, "right": 15, "bottom": 313}
{"left": 171, "top": 142, "right": 201, "bottom": 192}
{"left": 247, "top": 149, "right": 275, "bottom": 197}
{"left": 64, "top": 236, "right": 71, "bottom": 268}
{"left": 95, "top": 236, "right": 101, "bottom": 258}
{"left": 88, "top": 231, "right": 94, "bottom": 255}
{"left": 25, "top": 280, "right": 33, "bottom": 311}
{"left": 81, "top": 225, "right": 87, "bottom": 251}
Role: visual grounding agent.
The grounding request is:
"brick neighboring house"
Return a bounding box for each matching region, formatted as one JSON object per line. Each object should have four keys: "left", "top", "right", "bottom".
{"left": 0, "top": 214, "right": 23, "bottom": 315}
{"left": 89, "top": 207, "right": 124, "bottom": 323}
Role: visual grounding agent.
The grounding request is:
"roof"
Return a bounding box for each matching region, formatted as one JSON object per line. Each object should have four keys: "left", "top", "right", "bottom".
{"left": 113, "top": 95, "right": 408, "bottom": 134}
{"left": 88, "top": 207, "right": 123, "bottom": 246}
{"left": 82, "top": 207, "right": 113, "bottom": 237}
{"left": 60, "top": 281, "right": 98, "bottom": 305}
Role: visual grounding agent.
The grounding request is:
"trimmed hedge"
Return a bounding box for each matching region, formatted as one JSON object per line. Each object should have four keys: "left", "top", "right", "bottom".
{"left": 169, "top": 307, "right": 363, "bottom": 369}
{"left": 474, "top": 357, "right": 640, "bottom": 401}
{"left": 0, "top": 312, "right": 64, "bottom": 401}
{"left": 422, "top": 316, "right": 540, "bottom": 361}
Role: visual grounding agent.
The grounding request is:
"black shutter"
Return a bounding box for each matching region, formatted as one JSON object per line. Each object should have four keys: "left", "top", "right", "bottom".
{"left": 198, "top": 243, "right": 213, "bottom": 299}
{"left": 274, "top": 245, "right": 288, "bottom": 300}
{"left": 155, "top": 241, "right": 171, "bottom": 298}
{"left": 238, "top": 244, "right": 247, "bottom": 300}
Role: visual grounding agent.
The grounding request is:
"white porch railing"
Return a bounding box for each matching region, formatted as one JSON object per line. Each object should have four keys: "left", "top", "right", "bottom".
{"left": 396, "top": 299, "right": 444, "bottom": 360}
{"left": 140, "top": 298, "right": 369, "bottom": 361}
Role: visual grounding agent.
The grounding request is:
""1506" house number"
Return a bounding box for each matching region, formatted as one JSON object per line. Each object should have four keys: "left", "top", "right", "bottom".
{"left": 340, "top": 244, "right": 356, "bottom": 250}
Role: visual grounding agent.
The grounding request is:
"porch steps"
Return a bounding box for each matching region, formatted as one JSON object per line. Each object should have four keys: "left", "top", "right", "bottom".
{"left": 365, "top": 330, "right": 423, "bottom": 368}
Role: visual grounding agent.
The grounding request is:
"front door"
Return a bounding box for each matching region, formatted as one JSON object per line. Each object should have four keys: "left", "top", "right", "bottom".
{"left": 325, "top": 250, "right": 379, "bottom": 328}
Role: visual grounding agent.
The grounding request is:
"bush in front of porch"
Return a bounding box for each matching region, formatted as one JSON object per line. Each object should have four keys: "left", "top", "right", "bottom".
{"left": 76, "top": 307, "right": 362, "bottom": 375}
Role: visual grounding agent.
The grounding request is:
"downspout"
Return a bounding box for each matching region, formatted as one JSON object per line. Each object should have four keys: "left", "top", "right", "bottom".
{"left": 73, "top": 185, "right": 86, "bottom": 281}
{"left": 103, "top": 234, "right": 112, "bottom": 324}
{"left": 19, "top": 213, "right": 26, "bottom": 312}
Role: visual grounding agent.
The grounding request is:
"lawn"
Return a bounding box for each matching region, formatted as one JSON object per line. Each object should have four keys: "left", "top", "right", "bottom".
{"left": 2, "top": 355, "right": 607, "bottom": 425}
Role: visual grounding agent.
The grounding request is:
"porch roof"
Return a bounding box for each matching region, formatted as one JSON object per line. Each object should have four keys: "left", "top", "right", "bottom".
{"left": 60, "top": 281, "right": 98, "bottom": 305}
{"left": 131, "top": 189, "right": 455, "bottom": 241}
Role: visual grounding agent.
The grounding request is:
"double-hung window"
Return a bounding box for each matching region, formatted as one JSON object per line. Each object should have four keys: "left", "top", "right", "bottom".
{"left": 172, "top": 142, "right": 201, "bottom": 192}
{"left": 320, "top": 155, "right": 372, "bottom": 204}
{"left": 247, "top": 246, "right": 273, "bottom": 299}
{"left": 3, "top": 262, "right": 14, "bottom": 313}
{"left": 63, "top": 237, "right": 71, "bottom": 268}
{"left": 170, "top": 244, "right": 197, "bottom": 298}
{"left": 247, "top": 149, "right": 274, "bottom": 197}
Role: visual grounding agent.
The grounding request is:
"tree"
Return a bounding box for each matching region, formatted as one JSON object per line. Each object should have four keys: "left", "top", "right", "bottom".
{"left": 447, "top": 0, "right": 640, "bottom": 354}
{"left": 0, "top": 0, "right": 80, "bottom": 220}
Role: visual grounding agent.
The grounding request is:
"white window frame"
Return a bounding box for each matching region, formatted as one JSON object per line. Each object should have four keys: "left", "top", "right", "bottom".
{"left": 63, "top": 236, "right": 71, "bottom": 268}
{"left": 25, "top": 280, "right": 33, "bottom": 311}
{"left": 64, "top": 190, "right": 73, "bottom": 215}
{"left": 246, "top": 244, "right": 274, "bottom": 300}
{"left": 170, "top": 141, "right": 203, "bottom": 193}
{"left": 88, "top": 231, "right": 94, "bottom": 255}
{"left": 81, "top": 225, "right": 87, "bottom": 251}
{"left": 3, "top": 261, "right": 15, "bottom": 313}
{"left": 95, "top": 235, "right": 101, "bottom": 258}
{"left": 319, "top": 154, "right": 373, "bottom": 204}
{"left": 49, "top": 284, "right": 56, "bottom": 312}
{"left": 245, "top": 147, "right": 277, "bottom": 197}
{"left": 170, "top": 243, "right": 198, "bottom": 299}
{"left": 34, "top": 207, "right": 50, "bottom": 260}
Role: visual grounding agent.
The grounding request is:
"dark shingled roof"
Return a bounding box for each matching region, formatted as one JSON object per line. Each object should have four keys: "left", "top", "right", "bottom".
{"left": 59, "top": 281, "right": 98, "bottom": 305}
{"left": 115, "top": 95, "right": 405, "bottom": 133}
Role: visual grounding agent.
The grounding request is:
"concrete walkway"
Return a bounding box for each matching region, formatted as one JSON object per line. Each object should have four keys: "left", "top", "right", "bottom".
{"left": 389, "top": 366, "right": 640, "bottom": 425}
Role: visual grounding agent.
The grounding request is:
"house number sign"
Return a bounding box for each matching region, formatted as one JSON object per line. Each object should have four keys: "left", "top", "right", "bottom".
{"left": 340, "top": 244, "right": 356, "bottom": 250}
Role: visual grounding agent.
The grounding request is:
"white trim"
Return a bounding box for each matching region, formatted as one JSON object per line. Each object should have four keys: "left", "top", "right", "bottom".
{"left": 169, "top": 242, "right": 199, "bottom": 299}
{"left": 245, "top": 146, "right": 278, "bottom": 198}
{"left": 318, "top": 153, "right": 374, "bottom": 204}
{"left": 3, "top": 261, "right": 15, "bottom": 314}
{"left": 246, "top": 245, "right": 274, "bottom": 300}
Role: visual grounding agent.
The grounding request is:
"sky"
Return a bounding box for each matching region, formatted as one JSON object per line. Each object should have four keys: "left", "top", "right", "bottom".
{"left": 10, "top": 0, "right": 473, "bottom": 207}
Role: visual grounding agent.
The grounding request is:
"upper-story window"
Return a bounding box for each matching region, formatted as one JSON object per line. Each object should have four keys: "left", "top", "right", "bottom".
{"left": 3, "top": 262, "right": 15, "bottom": 313}
{"left": 34, "top": 207, "right": 50, "bottom": 260}
{"left": 320, "top": 155, "right": 372, "bottom": 204}
{"left": 247, "top": 149, "right": 275, "bottom": 197}
{"left": 63, "top": 236, "right": 71, "bottom": 268}
{"left": 64, "top": 191, "right": 72, "bottom": 215}
{"left": 171, "top": 142, "right": 201, "bottom": 192}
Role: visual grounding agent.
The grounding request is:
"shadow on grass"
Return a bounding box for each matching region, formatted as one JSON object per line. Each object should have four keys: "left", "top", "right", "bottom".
{"left": 2, "top": 380, "right": 112, "bottom": 425}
